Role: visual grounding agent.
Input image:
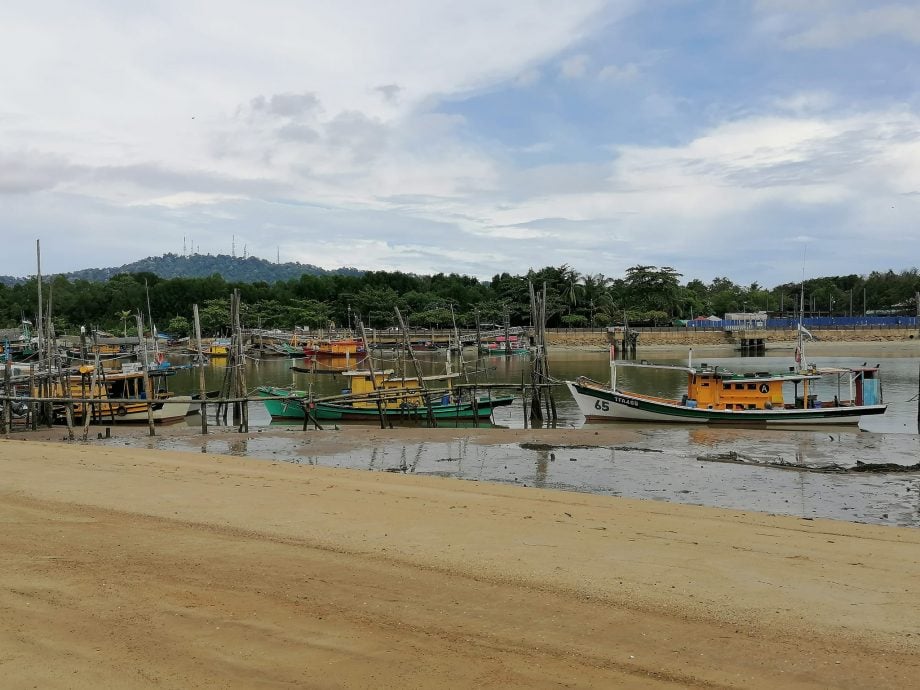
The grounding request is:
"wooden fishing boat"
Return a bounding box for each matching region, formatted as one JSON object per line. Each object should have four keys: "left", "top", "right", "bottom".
{"left": 567, "top": 351, "right": 886, "bottom": 427}
{"left": 45, "top": 363, "right": 191, "bottom": 424}
{"left": 259, "top": 369, "right": 513, "bottom": 422}
{"left": 479, "top": 335, "right": 530, "bottom": 356}
{"left": 302, "top": 338, "right": 366, "bottom": 358}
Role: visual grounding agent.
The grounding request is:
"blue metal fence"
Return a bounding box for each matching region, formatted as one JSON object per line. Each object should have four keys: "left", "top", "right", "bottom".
{"left": 687, "top": 316, "right": 918, "bottom": 329}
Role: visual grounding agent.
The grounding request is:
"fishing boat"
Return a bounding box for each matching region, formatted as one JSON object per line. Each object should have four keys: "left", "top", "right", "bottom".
{"left": 1, "top": 321, "right": 39, "bottom": 362}
{"left": 567, "top": 345, "right": 886, "bottom": 427}
{"left": 479, "top": 335, "right": 530, "bottom": 356}
{"left": 258, "top": 369, "right": 514, "bottom": 422}
{"left": 303, "top": 337, "right": 366, "bottom": 358}
{"left": 206, "top": 338, "right": 231, "bottom": 356}
{"left": 45, "top": 363, "right": 191, "bottom": 424}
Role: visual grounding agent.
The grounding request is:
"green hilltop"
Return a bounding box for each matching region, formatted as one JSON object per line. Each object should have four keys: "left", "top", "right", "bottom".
{"left": 0, "top": 253, "right": 363, "bottom": 285}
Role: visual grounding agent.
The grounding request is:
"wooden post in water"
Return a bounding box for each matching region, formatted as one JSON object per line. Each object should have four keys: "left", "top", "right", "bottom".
{"left": 193, "top": 304, "right": 208, "bottom": 435}
{"left": 395, "top": 306, "right": 436, "bottom": 427}
{"left": 358, "top": 319, "right": 389, "bottom": 429}
{"left": 28, "top": 369, "right": 37, "bottom": 431}
{"left": 35, "top": 239, "right": 43, "bottom": 369}
{"left": 239, "top": 298, "right": 249, "bottom": 434}
{"left": 528, "top": 282, "right": 543, "bottom": 424}
{"left": 81, "top": 353, "right": 101, "bottom": 442}
{"left": 136, "top": 313, "right": 156, "bottom": 436}
{"left": 2, "top": 356, "right": 11, "bottom": 435}
{"left": 526, "top": 281, "right": 557, "bottom": 426}
{"left": 231, "top": 289, "right": 249, "bottom": 433}
{"left": 62, "top": 366, "right": 75, "bottom": 441}
{"left": 230, "top": 294, "right": 240, "bottom": 427}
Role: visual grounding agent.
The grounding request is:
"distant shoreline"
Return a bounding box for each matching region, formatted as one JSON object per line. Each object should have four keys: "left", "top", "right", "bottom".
{"left": 546, "top": 328, "right": 920, "bottom": 350}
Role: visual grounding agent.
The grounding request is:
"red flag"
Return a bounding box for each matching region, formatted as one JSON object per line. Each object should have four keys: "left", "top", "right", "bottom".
{"left": 794, "top": 346, "right": 801, "bottom": 364}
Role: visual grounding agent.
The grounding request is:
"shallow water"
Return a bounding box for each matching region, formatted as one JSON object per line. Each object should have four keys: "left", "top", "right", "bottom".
{"left": 104, "top": 346, "right": 920, "bottom": 527}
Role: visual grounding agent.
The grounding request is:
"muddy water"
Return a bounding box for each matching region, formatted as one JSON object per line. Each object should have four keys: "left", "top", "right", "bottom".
{"left": 106, "top": 345, "right": 920, "bottom": 527}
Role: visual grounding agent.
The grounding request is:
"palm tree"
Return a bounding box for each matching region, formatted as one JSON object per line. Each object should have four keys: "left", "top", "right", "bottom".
{"left": 117, "top": 310, "right": 132, "bottom": 338}
{"left": 561, "top": 266, "right": 584, "bottom": 316}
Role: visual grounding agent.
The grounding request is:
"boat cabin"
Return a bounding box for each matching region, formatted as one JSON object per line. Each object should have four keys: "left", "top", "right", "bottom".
{"left": 686, "top": 369, "right": 787, "bottom": 411}
{"left": 341, "top": 369, "right": 458, "bottom": 410}
{"left": 684, "top": 364, "right": 882, "bottom": 411}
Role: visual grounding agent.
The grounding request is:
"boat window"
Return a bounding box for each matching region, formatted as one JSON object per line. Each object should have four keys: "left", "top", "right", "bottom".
{"left": 722, "top": 383, "right": 731, "bottom": 389}
{"left": 747, "top": 383, "right": 756, "bottom": 390}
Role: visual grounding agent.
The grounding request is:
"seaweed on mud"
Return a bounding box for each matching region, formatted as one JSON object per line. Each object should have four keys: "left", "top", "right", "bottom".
{"left": 519, "top": 442, "right": 663, "bottom": 453}
{"left": 697, "top": 451, "right": 920, "bottom": 474}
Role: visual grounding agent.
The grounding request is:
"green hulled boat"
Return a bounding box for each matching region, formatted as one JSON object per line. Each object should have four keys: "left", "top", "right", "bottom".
{"left": 258, "top": 368, "right": 513, "bottom": 422}
{"left": 259, "top": 386, "right": 514, "bottom": 421}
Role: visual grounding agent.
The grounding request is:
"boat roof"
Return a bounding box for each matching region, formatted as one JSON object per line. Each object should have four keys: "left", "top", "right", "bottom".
{"left": 611, "top": 360, "right": 823, "bottom": 382}
{"left": 340, "top": 369, "right": 460, "bottom": 381}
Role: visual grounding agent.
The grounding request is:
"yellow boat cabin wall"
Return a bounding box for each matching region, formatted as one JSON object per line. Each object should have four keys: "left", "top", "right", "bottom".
{"left": 345, "top": 371, "right": 455, "bottom": 410}
{"left": 686, "top": 371, "right": 785, "bottom": 411}
{"left": 39, "top": 368, "right": 158, "bottom": 419}
{"left": 90, "top": 343, "right": 124, "bottom": 356}
{"left": 206, "top": 339, "right": 230, "bottom": 356}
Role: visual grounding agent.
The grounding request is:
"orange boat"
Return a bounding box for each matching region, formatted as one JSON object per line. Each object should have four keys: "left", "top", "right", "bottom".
{"left": 302, "top": 338, "right": 366, "bottom": 358}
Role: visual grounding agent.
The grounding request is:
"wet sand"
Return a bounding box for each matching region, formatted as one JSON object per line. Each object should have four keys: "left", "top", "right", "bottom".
{"left": 2, "top": 434, "right": 919, "bottom": 688}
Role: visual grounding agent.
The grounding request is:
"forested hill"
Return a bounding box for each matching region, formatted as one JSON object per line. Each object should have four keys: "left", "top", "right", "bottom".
{"left": 0, "top": 253, "right": 363, "bottom": 285}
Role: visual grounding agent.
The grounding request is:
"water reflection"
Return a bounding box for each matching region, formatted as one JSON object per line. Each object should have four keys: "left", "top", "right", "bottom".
{"left": 163, "top": 346, "right": 920, "bottom": 434}
{"left": 94, "top": 346, "right": 920, "bottom": 526}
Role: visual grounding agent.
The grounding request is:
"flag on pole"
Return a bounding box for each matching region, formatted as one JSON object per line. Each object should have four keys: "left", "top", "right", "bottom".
{"left": 794, "top": 346, "right": 801, "bottom": 364}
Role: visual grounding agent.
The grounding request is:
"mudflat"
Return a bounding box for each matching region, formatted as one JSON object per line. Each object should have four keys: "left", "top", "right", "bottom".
{"left": 2, "top": 436, "right": 918, "bottom": 688}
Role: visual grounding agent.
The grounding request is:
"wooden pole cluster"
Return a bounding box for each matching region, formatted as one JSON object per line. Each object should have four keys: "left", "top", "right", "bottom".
{"left": 193, "top": 304, "right": 208, "bottom": 435}
{"left": 395, "top": 306, "right": 436, "bottom": 427}
{"left": 135, "top": 312, "right": 156, "bottom": 436}
{"left": 527, "top": 281, "right": 557, "bottom": 427}
{"left": 358, "top": 319, "right": 389, "bottom": 429}
{"left": 2, "top": 356, "right": 11, "bottom": 435}
{"left": 216, "top": 289, "right": 249, "bottom": 432}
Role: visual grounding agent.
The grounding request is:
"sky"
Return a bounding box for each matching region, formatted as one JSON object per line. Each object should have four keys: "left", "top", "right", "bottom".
{"left": 2, "top": 0, "right": 919, "bottom": 286}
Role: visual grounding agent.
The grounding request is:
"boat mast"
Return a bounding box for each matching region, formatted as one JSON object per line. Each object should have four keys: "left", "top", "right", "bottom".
{"left": 797, "top": 253, "right": 809, "bottom": 373}
{"left": 145, "top": 279, "right": 158, "bottom": 359}
{"left": 797, "top": 257, "right": 810, "bottom": 406}
{"left": 35, "top": 239, "right": 43, "bottom": 361}
{"left": 609, "top": 344, "right": 617, "bottom": 389}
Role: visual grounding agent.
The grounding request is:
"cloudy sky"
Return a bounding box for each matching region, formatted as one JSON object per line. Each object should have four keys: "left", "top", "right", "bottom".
{"left": 2, "top": 0, "right": 919, "bottom": 285}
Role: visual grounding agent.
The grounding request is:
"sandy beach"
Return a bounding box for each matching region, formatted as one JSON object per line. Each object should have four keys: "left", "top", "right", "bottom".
{"left": 2, "top": 430, "right": 919, "bottom": 688}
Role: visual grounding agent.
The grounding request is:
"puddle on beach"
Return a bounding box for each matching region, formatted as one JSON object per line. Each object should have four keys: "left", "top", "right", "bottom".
{"left": 99, "top": 424, "right": 920, "bottom": 528}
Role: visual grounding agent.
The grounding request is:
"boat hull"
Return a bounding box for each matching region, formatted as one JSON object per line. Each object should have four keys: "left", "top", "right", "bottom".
{"left": 566, "top": 381, "right": 887, "bottom": 426}
{"left": 69, "top": 396, "right": 192, "bottom": 425}
{"left": 259, "top": 388, "right": 513, "bottom": 422}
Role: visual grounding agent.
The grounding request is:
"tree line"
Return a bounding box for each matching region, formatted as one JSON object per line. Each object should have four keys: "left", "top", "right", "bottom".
{"left": 0, "top": 265, "right": 917, "bottom": 337}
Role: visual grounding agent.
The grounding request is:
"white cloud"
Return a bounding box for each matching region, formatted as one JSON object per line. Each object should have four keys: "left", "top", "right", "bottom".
{"left": 598, "top": 62, "right": 639, "bottom": 81}
{"left": 755, "top": 2, "right": 920, "bottom": 48}
{"left": 514, "top": 68, "right": 542, "bottom": 88}
{"left": 133, "top": 192, "right": 246, "bottom": 209}
{"left": 1, "top": 1, "right": 919, "bottom": 286}
{"left": 772, "top": 91, "right": 835, "bottom": 114}
{"left": 560, "top": 54, "right": 590, "bottom": 79}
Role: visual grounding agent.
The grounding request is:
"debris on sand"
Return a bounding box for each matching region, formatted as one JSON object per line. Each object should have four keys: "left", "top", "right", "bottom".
{"left": 697, "top": 451, "right": 920, "bottom": 474}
